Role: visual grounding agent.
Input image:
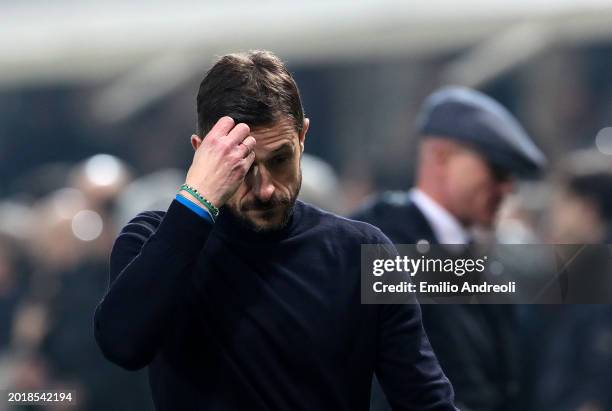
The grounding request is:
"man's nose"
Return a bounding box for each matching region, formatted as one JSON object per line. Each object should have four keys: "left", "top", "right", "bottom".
{"left": 250, "top": 165, "right": 275, "bottom": 202}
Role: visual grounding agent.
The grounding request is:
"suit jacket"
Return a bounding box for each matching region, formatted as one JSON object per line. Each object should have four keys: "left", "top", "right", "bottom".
{"left": 351, "top": 192, "right": 520, "bottom": 411}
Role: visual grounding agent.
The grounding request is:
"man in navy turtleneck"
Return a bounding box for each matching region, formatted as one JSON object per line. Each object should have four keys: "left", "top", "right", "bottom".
{"left": 93, "top": 50, "right": 456, "bottom": 411}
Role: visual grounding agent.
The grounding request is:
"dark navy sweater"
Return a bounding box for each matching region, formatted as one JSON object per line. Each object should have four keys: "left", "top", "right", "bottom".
{"left": 93, "top": 200, "right": 456, "bottom": 411}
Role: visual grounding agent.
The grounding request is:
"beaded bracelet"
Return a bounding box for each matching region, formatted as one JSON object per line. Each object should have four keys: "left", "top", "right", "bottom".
{"left": 179, "top": 184, "right": 220, "bottom": 220}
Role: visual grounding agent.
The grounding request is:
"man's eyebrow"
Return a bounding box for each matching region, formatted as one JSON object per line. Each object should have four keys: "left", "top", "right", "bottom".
{"left": 270, "top": 143, "right": 294, "bottom": 155}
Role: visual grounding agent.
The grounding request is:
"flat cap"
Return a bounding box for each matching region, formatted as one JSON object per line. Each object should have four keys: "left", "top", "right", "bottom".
{"left": 416, "top": 86, "right": 546, "bottom": 177}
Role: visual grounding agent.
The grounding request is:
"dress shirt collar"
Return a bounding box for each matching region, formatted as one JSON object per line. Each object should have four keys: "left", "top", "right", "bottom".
{"left": 409, "top": 188, "right": 470, "bottom": 245}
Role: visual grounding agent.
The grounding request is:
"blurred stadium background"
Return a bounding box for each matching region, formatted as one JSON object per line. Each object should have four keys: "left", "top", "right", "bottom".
{"left": 3, "top": 1, "right": 612, "bottom": 410}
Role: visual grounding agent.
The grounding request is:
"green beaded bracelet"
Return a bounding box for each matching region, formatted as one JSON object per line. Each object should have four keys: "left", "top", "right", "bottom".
{"left": 179, "top": 184, "right": 220, "bottom": 220}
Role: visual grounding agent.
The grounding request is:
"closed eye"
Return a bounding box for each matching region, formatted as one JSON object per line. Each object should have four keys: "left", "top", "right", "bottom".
{"left": 269, "top": 155, "right": 290, "bottom": 166}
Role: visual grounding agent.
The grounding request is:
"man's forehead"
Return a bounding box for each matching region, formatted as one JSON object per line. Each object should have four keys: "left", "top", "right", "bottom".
{"left": 250, "top": 119, "right": 299, "bottom": 150}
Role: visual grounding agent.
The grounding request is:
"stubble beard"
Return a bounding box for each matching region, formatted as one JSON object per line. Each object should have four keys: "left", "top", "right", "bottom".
{"left": 227, "top": 171, "right": 302, "bottom": 233}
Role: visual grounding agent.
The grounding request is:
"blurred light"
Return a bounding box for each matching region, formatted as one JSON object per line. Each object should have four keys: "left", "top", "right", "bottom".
{"left": 595, "top": 127, "right": 612, "bottom": 155}
{"left": 116, "top": 168, "right": 184, "bottom": 226}
{"left": 50, "top": 188, "right": 86, "bottom": 219}
{"left": 71, "top": 209, "right": 103, "bottom": 241}
{"left": 84, "top": 154, "right": 122, "bottom": 186}
{"left": 416, "top": 239, "right": 430, "bottom": 254}
{"left": 0, "top": 201, "right": 32, "bottom": 241}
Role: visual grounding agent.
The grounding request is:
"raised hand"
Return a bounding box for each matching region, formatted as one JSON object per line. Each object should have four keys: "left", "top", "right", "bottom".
{"left": 185, "top": 116, "right": 256, "bottom": 208}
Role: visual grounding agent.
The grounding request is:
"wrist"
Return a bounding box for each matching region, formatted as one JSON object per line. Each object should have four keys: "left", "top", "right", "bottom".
{"left": 183, "top": 180, "right": 222, "bottom": 208}
{"left": 180, "top": 191, "right": 209, "bottom": 211}
{"left": 175, "top": 194, "right": 215, "bottom": 223}
{"left": 179, "top": 184, "right": 220, "bottom": 220}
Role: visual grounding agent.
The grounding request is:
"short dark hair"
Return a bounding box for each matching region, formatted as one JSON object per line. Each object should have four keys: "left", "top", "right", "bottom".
{"left": 196, "top": 50, "right": 304, "bottom": 137}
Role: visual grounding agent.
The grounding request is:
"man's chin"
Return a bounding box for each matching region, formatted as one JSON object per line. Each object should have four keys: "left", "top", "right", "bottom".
{"left": 249, "top": 220, "right": 283, "bottom": 233}
{"left": 237, "top": 208, "right": 292, "bottom": 233}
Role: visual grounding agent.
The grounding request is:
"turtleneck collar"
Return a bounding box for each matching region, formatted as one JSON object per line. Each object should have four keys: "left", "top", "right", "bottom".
{"left": 212, "top": 200, "right": 304, "bottom": 243}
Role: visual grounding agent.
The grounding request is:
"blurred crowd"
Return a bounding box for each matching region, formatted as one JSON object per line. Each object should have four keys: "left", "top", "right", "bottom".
{"left": 0, "top": 154, "right": 154, "bottom": 411}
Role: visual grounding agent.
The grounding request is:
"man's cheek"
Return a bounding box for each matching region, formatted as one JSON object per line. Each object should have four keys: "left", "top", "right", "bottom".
{"left": 279, "top": 169, "right": 298, "bottom": 189}
{"left": 228, "top": 185, "right": 247, "bottom": 209}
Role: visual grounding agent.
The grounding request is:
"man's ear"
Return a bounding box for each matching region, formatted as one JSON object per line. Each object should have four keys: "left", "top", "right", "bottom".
{"left": 299, "top": 118, "right": 309, "bottom": 153}
{"left": 436, "top": 145, "right": 452, "bottom": 165}
{"left": 191, "top": 134, "right": 203, "bottom": 151}
{"left": 429, "top": 138, "right": 455, "bottom": 165}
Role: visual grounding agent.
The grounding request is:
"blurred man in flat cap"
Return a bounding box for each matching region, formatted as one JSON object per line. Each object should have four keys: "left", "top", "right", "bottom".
{"left": 351, "top": 86, "right": 546, "bottom": 411}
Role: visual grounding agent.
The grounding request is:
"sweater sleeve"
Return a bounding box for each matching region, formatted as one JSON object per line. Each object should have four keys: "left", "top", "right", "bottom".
{"left": 370, "top": 231, "right": 458, "bottom": 411}
{"left": 93, "top": 200, "right": 213, "bottom": 370}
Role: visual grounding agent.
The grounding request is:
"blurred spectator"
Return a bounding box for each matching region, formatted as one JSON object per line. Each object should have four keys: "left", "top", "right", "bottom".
{"left": 351, "top": 86, "right": 546, "bottom": 411}
{"left": 547, "top": 149, "right": 612, "bottom": 244}
{"left": 532, "top": 149, "right": 612, "bottom": 411}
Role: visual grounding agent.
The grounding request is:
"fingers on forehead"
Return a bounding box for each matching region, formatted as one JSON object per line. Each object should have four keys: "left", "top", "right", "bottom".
{"left": 242, "top": 136, "right": 256, "bottom": 149}
{"left": 227, "top": 123, "right": 251, "bottom": 143}
{"left": 208, "top": 116, "right": 235, "bottom": 138}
